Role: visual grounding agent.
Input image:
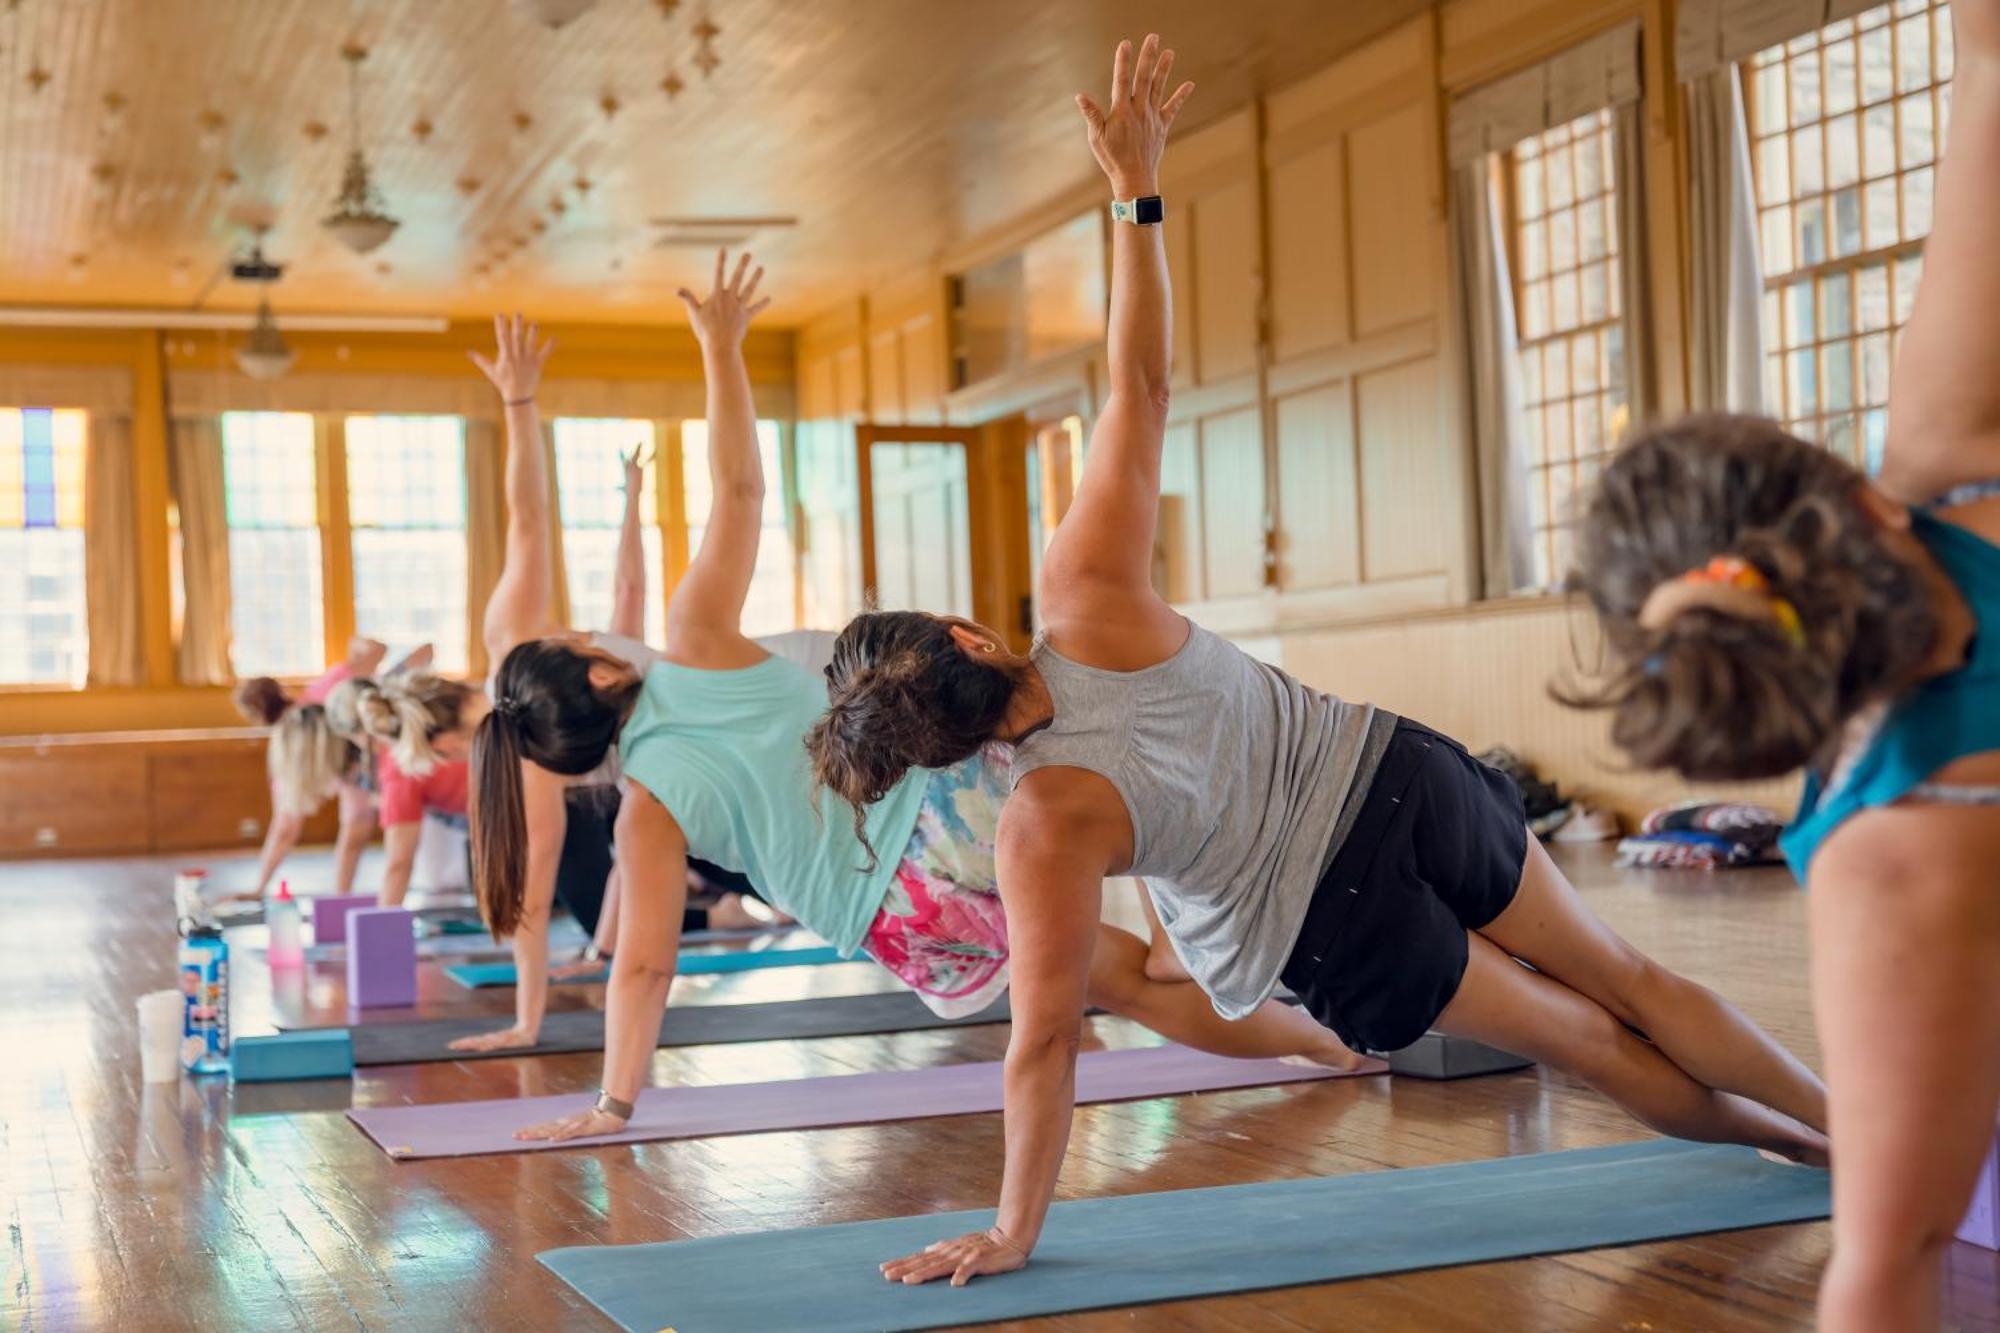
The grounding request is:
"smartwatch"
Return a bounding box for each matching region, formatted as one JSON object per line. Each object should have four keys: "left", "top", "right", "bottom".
{"left": 595, "top": 1090, "right": 635, "bottom": 1120}
{"left": 1110, "top": 195, "right": 1165, "bottom": 225}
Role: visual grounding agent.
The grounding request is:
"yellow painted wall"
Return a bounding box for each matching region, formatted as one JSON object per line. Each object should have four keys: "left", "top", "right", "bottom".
{"left": 789, "top": 0, "right": 1781, "bottom": 823}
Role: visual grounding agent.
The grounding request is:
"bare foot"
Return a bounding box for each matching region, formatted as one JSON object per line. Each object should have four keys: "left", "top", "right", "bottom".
{"left": 1758, "top": 1123, "right": 1831, "bottom": 1168}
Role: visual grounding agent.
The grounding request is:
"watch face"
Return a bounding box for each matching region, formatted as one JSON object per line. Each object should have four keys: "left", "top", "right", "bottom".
{"left": 1134, "top": 195, "right": 1164, "bottom": 224}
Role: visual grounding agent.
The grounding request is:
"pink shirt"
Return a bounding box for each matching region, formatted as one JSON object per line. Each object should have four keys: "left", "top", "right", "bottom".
{"left": 299, "top": 662, "right": 355, "bottom": 706}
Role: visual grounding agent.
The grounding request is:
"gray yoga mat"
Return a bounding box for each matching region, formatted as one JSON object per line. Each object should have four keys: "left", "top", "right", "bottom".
{"left": 329, "top": 988, "right": 1017, "bottom": 1065}
{"left": 349, "top": 1043, "right": 1379, "bottom": 1159}
{"left": 540, "top": 1139, "right": 1830, "bottom": 1333}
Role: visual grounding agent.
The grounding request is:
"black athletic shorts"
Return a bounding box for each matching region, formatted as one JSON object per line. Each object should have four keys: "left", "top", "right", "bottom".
{"left": 553, "top": 786, "right": 765, "bottom": 937}
{"left": 1279, "top": 718, "right": 1528, "bottom": 1056}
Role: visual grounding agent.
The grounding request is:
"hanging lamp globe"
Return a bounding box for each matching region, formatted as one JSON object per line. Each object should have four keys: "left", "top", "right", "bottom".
{"left": 235, "top": 298, "right": 295, "bottom": 381}
{"left": 323, "top": 149, "right": 399, "bottom": 254}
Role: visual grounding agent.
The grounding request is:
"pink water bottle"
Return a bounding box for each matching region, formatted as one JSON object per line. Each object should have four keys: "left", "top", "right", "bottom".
{"left": 267, "top": 881, "right": 304, "bottom": 968}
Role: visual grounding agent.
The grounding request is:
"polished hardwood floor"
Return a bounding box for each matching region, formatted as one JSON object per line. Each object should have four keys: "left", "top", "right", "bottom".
{"left": 3, "top": 844, "right": 1995, "bottom": 1331}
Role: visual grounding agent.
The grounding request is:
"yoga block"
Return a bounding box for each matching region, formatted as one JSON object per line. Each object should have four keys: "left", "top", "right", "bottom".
{"left": 311, "top": 894, "right": 377, "bottom": 944}
{"left": 230, "top": 1029, "right": 354, "bottom": 1083}
{"left": 347, "top": 907, "right": 417, "bottom": 1008}
{"left": 1958, "top": 1124, "right": 2000, "bottom": 1250}
{"left": 1386, "top": 1032, "right": 1533, "bottom": 1080}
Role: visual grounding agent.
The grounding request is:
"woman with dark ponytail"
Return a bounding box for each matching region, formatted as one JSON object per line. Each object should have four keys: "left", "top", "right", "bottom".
{"left": 839, "top": 35, "right": 1826, "bottom": 1290}
{"left": 1570, "top": 6, "right": 2000, "bottom": 1326}
{"left": 483, "top": 252, "right": 1359, "bottom": 1146}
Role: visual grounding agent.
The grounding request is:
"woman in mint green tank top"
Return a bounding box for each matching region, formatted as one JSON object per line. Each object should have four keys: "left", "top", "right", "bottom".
{"left": 464, "top": 253, "right": 1359, "bottom": 1147}
{"left": 1570, "top": 8, "right": 2000, "bottom": 1324}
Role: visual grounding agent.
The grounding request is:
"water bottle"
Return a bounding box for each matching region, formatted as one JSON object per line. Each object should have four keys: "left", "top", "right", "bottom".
{"left": 267, "top": 880, "right": 304, "bottom": 968}
{"left": 173, "top": 867, "right": 212, "bottom": 936}
{"left": 177, "top": 927, "right": 231, "bottom": 1075}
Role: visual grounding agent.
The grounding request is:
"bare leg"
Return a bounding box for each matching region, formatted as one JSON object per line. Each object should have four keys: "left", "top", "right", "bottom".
{"left": 331, "top": 783, "right": 376, "bottom": 896}
{"left": 1477, "top": 838, "right": 1827, "bottom": 1133}
{"left": 1132, "top": 880, "right": 1193, "bottom": 983}
{"left": 1086, "top": 924, "right": 1371, "bottom": 1069}
{"left": 1438, "top": 931, "right": 1826, "bottom": 1160}
{"left": 1810, "top": 817, "right": 2000, "bottom": 1333}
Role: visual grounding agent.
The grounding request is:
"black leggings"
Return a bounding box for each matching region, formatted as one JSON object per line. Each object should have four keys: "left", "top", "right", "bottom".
{"left": 554, "top": 788, "right": 765, "bottom": 937}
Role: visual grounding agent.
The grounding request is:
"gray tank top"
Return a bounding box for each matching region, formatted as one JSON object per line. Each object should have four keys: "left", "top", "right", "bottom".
{"left": 1012, "top": 622, "right": 1388, "bottom": 1020}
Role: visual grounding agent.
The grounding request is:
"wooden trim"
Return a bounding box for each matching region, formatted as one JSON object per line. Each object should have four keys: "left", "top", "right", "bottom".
{"left": 1264, "top": 319, "right": 1440, "bottom": 399}
{"left": 1440, "top": 0, "right": 1641, "bottom": 94}
{"left": 660, "top": 418, "right": 690, "bottom": 595}
{"left": 314, "top": 415, "right": 356, "bottom": 658}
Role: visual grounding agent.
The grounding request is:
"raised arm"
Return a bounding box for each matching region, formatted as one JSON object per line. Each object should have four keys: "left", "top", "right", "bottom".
{"left": 516, "top": 782, "right": 689, "bottom": 1143}
{"left": 473, "top": 315, "right": 559, "bottom": 666}
{"left": 609, "top": 443, "right": 652, "bottom": 640}
{"left": 1038, "top": 36, "right": 1194, "bottom": 647}
{"left": 1880, "top": 1, "right": 2000, "bottom": 499}
{"left": 663, "top": 252, "right": 772, "bottom": 669}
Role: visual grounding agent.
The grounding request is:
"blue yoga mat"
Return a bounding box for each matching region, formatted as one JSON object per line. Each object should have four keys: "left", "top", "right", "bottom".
{"left": 539, "top": 1139, "right": 1829, "bottom": 1333}
{"left": 445, "top": 944, "right": 848, "bottom": 988}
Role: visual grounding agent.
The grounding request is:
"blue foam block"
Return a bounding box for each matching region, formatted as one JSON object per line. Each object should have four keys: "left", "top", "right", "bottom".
{"left": 230, "top": 1028, "right": 355, "bottom": 1083}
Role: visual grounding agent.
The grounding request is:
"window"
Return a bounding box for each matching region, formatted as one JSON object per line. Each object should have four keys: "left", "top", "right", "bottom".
{"left": 681, "top": 419, "right": 798, "bottom": 635}
{"left": 1509, "top": 107, "right": 1630, "bottom": 590}
{"left": 222, "top": 412, "right": 323, "bottom": 677}
{"left": 0, "top": 408, "right": 88, "bottom": 685}
{"left": 346, "top": 415, "right": 469, "bottom": 673}
{"left": 1748, "top": 0, "right": 1953, "bottom": 471}
{"left": 554, "top": 418, "right": 664, "bottom": 646}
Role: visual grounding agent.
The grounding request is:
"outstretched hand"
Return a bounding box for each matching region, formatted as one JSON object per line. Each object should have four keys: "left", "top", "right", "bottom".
{"left": 620, "top": 443, "right": 653, "bottom": 501}
{"left": 1075, "top": 34, "right": 1195, "bottom": 198}
{"left": 880, "top": 1228, "right": 1030, "bottom": 1287}
{"left": 678, "top": 250, "right": 770, "bottom": 349}
{"left": 469, "top": 313, "right": 555, "bottom": 402}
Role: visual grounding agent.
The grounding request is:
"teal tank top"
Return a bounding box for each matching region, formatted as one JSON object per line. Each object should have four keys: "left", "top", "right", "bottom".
{"left": 1780, "top": 502, "right": 2000, "bottom": 878}
{"left": 617, "top": 653, "right": 929, "bottom": 954}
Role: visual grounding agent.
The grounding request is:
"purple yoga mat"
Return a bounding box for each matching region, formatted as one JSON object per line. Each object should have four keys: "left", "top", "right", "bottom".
{"left": 348, "top": 1043, "right": 1385, "bottom": 1160}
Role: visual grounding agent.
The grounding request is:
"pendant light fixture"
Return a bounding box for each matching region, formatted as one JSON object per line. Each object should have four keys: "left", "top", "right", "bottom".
{"left": 322, "top": 44, "right": 399, "bottom": 255}
{"left": 235, "top": 296, "right": 295, "bottom": 381}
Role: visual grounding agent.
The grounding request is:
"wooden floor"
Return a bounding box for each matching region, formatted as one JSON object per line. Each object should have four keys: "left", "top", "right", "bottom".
{"left": 3, "top": 846, "right": 1996, "bottom": 1332}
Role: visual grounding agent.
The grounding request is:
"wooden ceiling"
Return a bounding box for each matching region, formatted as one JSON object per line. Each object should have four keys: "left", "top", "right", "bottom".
{"left": 0, "top": 0, "right": 1431, "bottom": 326}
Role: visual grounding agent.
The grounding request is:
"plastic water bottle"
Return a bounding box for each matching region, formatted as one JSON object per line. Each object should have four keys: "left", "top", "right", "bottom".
{"left": 173, "top": 867, "right": 211, "bottom": 936}
{"left": 177, "top": 927, "right": 231, "bottom": 1075}
{"left": 267, "top": 880, "right": 304, "bottom": 968}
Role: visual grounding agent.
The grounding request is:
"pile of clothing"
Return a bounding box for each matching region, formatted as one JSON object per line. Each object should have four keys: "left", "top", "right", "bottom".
{"left": 1615, "top": 802, "right": 1788, "bottom": 870}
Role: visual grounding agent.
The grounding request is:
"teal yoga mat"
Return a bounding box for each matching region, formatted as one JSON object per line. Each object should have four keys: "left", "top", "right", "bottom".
{"left": 445, "top": 944, "right": 848, "bottom": 988}
{"left": 539, "top": 1139, "right": 1829, "bottom": 1333}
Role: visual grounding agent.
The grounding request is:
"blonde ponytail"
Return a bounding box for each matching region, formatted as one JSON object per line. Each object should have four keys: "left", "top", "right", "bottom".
{"left": 267, "top": 705, "right": 356, "bottom": 817}
{"left": 356, "top": 671, "right": 473, "bottom": 777}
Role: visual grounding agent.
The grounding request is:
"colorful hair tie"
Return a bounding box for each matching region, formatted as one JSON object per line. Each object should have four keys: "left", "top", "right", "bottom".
{"left": 1636, "top": 555, "right": 1807, "bottom": 648}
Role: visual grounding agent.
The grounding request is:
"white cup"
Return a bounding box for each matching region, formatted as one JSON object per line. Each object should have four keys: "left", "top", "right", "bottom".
{"left": 137, "top": 990, "right": 184, "bottom": 1084}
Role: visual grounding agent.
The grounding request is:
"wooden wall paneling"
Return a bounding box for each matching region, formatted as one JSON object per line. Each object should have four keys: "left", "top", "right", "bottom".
{"left": 868, "top": 325, "right": 905, "bottom": 424}
{"left": 148, "top": 743, "right": 275, "bottom": 852}
{"left": 1274, "top": 379, "right": 1362, "bottom": 591}
{"left": 1163, "top": 217, "right": 1199, "bottom": 389}
{"left": 1356, "top": 355, "right": 1449, "bottom": 582}
{"left": 1266, "top": 137, "right": 1353, "bottom": 362}
{"left": 1190, "top": 179, "right": 1262, "bottom": 385}
{"left": 834, "top": 344, "right": 868, "bottom": 420}
{"left": 1156, "top": 420, "right": 1205, "bottom": 603}
{"left": 1439, "top": 0, "right": 1640, "bottom": 92}
{"left": 1346, "top": 102, "right": 1442, "bottom": 336}
{"left": 0, "top": 752, "right": 150, "bottom": 855}
{"left": 899, "top": 311, "right": 947, "bottom": 422}
{"left": 1196, "top": 405, "right": 1269, "bottom": 600}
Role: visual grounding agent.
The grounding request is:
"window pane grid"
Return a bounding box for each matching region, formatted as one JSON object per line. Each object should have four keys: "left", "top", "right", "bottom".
{"left": 681, "top": 420, "right": 798, "bottom": 636}
{"left": 221, "top": 412, "right": 324, "bottom": 677}
{"left": 554, "top": 418, "right": 664, "bottom": 647}
{"left": 346, "top": 415, "right": 469, "bottom": 673}
{"left": 0, "top": 407, "right": 89, "bottom": 685}
{"left": 1748, "top": 0, "right": 1951, "bottom": 465}
{"left": 1510, "top": 107, "right": 1628, "bottom": 590}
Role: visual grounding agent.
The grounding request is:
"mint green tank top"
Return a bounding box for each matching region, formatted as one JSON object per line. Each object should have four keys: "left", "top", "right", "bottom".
{"left": 1780, "top": 501, "right": 2000, "bottom": 878}
{"left": 617, "top": 653, "right": 929, "bottom": 954}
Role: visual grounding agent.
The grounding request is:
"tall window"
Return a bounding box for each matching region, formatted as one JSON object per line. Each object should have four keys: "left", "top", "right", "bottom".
{"left": 222, "top": 412, "right": 323, "bottom": 677}
{"left": 0, "top": 408, "right": 88, "bottom": 685}
{"left": 1748, "top": 0, "right": 1953, "bottom": 471}
{"left": 1509, "top": 107, "right": 1630, "bottom": 590}
{"left": 346, "top": 415, "right": 469, "bottom": 673}
{"left": 682, "top": 419, "right": 798, "bottom": 636}
{"left": 554, "top": 418, "right": 663, "bottom": 646}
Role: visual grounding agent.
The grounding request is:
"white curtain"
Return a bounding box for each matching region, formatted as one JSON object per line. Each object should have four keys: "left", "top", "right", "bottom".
{"left": 171, "top": 416, "right": 234, "bottom": 685}
{"left": 1449, "top": 158, "right": 1535, "bottom": 598}
{"left": 1685, "top": 67, "right": 1767, "bottom": 413}
{"left": 83, "top": 415, "right": 145, "bottom": 686}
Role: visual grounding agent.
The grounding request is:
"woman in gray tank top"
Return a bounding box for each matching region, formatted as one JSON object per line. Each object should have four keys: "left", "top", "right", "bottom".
{"left": 808, "top": 35, "right": 1830, "bottom": 1289}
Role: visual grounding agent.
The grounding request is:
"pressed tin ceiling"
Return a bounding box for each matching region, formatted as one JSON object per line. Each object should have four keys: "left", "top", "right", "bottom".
{"left": 0, "top": 0, "right": 1429, "bottom": 325}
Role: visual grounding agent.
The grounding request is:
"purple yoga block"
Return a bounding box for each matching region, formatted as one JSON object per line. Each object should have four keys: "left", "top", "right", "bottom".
{"left": 1958, "top": 1123, "right": 2000, "bottom": 1251}
{"left": 346, "top": 907, "right": 417, "bottom": 1009}
{"left": 311, "top": 893, "right": 378, "bottom": 944}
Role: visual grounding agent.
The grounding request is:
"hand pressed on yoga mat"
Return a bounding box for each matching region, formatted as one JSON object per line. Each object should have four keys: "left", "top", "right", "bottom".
{"left": 516, "top": 1105, "right": 628, "bottom": 1142}
{"left": 448, "top": 1023, "right": 539, "bottom": 1054}
{"left": 880, "top": 1227, "right": 1028, "bottom": 1288}
{"left": 548, "top": 956, "right": 608, "bottom": 981}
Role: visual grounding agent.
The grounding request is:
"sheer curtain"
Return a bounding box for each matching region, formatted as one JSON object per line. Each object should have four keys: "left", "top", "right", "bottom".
{"left": 83, "top": 414, "right": 144, "bottom": 685}
{"left": 171, "top": 416, "right": 233, "bottom": 684}
{"left": 1685, "top": 67, "right": 1766, "bottom": 413}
